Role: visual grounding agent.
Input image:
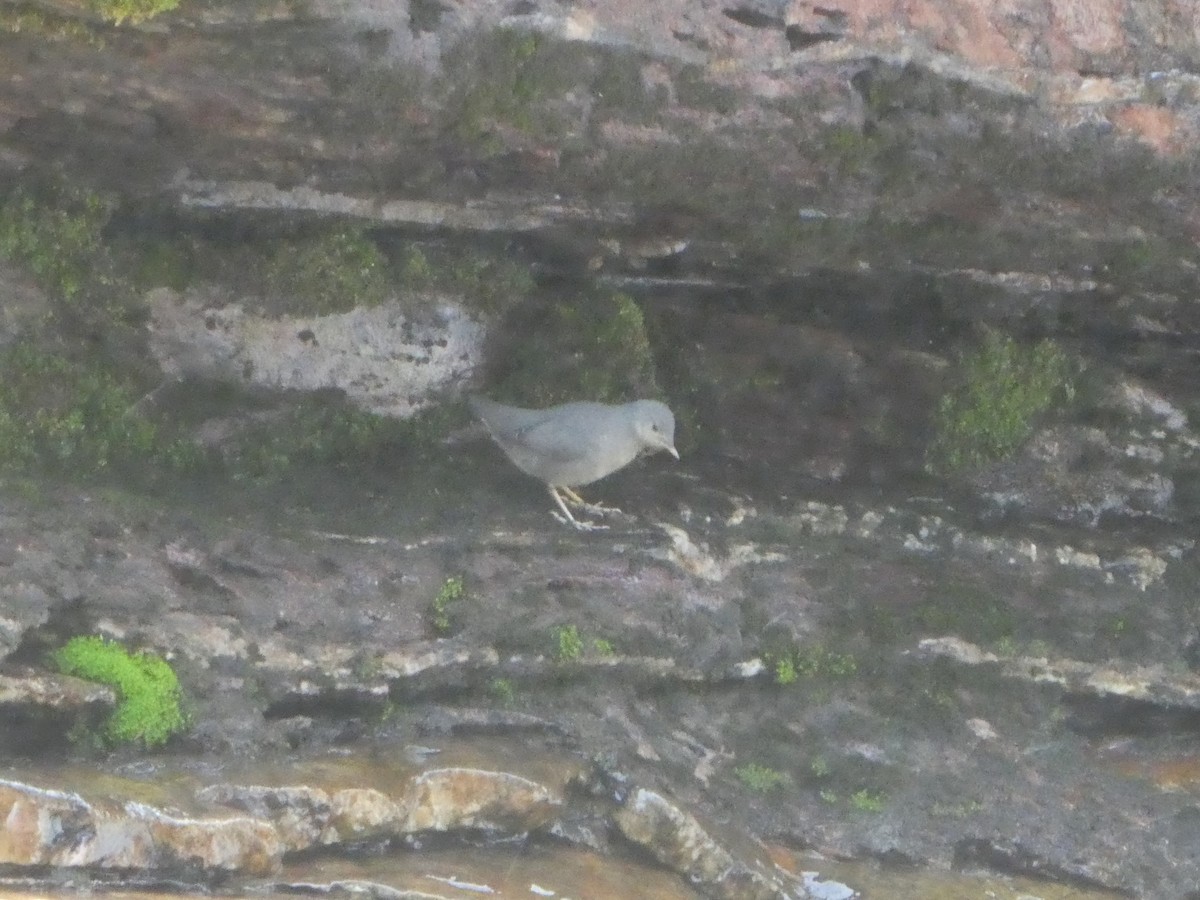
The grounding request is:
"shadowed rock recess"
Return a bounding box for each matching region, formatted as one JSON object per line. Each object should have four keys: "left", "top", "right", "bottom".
{"left": 3, "top": 0, "right": 1200, "bottom": 898}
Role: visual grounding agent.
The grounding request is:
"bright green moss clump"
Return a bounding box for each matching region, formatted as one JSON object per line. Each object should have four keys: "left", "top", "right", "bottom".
{"left": 767, "top": 644, "right": 858, "bottom": 684}
{"left": 430, "top": 575, "right": 466, "bottom": 635}
{"left": 88, "top": 0, "right": 179, "bottom": 25}
{"left": 554, "top": 624, "right": 583, "bottom": 662}
{"left": 928, "top": 332, "right": 1075, "bottom": 473}
{"left": 54, "top": 636, "right": 187, "bottom": 748}
{"left": 735, "top": 763, "right": 789, "bottom": 793}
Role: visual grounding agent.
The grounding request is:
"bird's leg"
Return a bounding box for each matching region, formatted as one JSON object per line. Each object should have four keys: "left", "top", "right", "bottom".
{"left": 559, "top": 486, "right": 625, "bottom": 518}
{"left": 559, "top": 486, "right": 586, "bottom": 504}
{"left": 549, "top": 486, "right": 608, "bottom": 531}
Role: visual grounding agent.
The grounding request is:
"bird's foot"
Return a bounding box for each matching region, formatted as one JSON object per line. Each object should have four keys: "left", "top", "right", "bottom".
{"left": 551, "top": 510, "right": 609, "bottom": 531}
{"left": 576, "top": 500, "right": 629, "bottom": 520}
{"left": 559, "top": 487, "right": 626, "bottom": 519}
{"left": 550, "top": 486, "right": 609, "bottom": 531}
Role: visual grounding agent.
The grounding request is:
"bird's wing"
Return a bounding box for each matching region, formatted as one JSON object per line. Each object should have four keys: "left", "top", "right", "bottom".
{"left": 471, "top": 397, "right": 544, "bottom": 438}
{"left": 510, "top": 410, "right": 601, "bottom": 464}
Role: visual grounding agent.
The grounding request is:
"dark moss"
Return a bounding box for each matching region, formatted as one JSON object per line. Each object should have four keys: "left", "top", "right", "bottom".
{"left": 590, "top": 48, "right": 669, "bottom": 122}
{"left": 0, "top": 180, "right": 115, "bottom": 304}
{"left": 675, "top": 65, "right": 741, "bottom": 116}
{"left": 927, "top": 331, "right": 1077, "bottom": 474}
{"left": 396, "top": 244, "right": 535, "bottom": 315}
{"left": 0, "top": 176, "right": 156, "bottom": 351}
{"left": 120, "top": 233, "right": 201, "bottom": 293}
{"left": 260, "top": 227, "right": 391, "bottom": 315}
{"left": 915, "top": 581, "right": 1018, "bottom": 646}
{"left": 819, "top": 125, "right": 886, "bottom": 178}
{"left": 483, "top": 288, "right": 661, "bottom": 406}
{"left": 441, "top": 27, "right": 579, "bottom": 147}
{"left": 221, "top": 392, "right": 427, "bottom": 481}
{"left": 0, "top": 344, "right": 203, "bottom": 476}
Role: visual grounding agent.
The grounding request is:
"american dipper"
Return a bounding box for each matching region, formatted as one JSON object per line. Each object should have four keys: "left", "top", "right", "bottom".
{"left": 469, "top": 396, "right": 678, "bottom": 529}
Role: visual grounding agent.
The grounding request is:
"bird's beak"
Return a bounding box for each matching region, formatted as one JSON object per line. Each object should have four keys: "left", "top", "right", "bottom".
{"left": 667, "top": 445, "right": 679, "bottom": 460}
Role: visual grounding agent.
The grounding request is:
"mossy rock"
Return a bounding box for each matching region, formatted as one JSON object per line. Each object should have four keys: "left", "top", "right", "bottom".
{"left": 53, "top": 636, "right": 187, "bottom": 748}
{"left": 395, "top": 244, "right": 535, "bottom": 315}
{"left": 484, "top": 288, "right": 661, "bottom": 406}
{"left": 443, "top": 27, "right": 576, "bottom": 147}
{"left": 927, "top": 331, "right": 1077, "bottom": 474}
{"left": 259, "top": 227, "right": 391, "bottom": 316}
{"left": 0, "top": 344, "right": 203, "bottom": 475}
{"left": 0, "top": 180, "right": 115, "bottom": 304}
{"left": 220, "top": 389, "right": 464, "bottom": 482}
{"left": 88, "top": 0, "right": 179, "bottom": 25}
{"left": 0, "top": 175, "right": 151, "bottom": 345}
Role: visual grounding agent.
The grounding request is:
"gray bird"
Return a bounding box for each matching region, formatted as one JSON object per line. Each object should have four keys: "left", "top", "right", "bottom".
{"left": 469, "top": 396, "right": 679, "bottom": 530}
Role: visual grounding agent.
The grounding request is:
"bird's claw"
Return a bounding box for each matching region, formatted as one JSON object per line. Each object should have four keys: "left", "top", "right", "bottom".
{"left": 551, "top": 511, "right": 609, "bottom": 531}
{"left": 576, "top": 501, "right": 626, "bottom": 519}
{"left": 559, "top": 487, "right": 626, "bottom": 519}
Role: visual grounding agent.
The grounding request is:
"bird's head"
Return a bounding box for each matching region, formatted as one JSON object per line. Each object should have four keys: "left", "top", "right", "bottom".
{"left": 632, "top": 400, "right": 679, "bottom": 459}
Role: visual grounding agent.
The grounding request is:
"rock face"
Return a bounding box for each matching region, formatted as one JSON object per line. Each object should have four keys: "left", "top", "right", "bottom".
{"left": 4, "top": 0, "right": 1200, "bottom": 200}
{"left": 0, "top": 780, "right": 283, "bottom": 874}
{"left": 781, "top": 0, "right": 1195, "bottom": 71}
{"left": 194, "top": 769, "right": 564, "bottom": 853}
{"left": 402, "top": 768, "right": 562, "bottom": 834}
{"left": 147, "top": 287, "right": 485, "bottom": 418}
{"left": 616, "top": 788, "right": 792, "bottom": 900}
{"left": 1, "top": 763, "right": 802, "bottom": 899}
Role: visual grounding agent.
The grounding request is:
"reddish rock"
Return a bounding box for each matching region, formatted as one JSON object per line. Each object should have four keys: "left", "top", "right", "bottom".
{"left": 1111, "top": 103, "right": 1187, "bottom": 154}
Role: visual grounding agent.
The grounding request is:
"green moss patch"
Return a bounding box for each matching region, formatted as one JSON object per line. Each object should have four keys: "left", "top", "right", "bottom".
{"left": 443, "top": 28, "right": 569, "bottom": 147}
{"left": 766, "top": 643, "right": 859, "bottom": 685}
{"left": 0, "top": 182, "right": 115, "bottom": 303}
{"left": 0, "top": 7, "right": 102, "bottom": 42}
{"left": 0, "top": 177, "right": 150, "bottom": 343}
{"left": 927, "top": 331, "right": 1076, "bottom": 474}
{"left": 0, "top": 345, "right": 202, "bottom": 475}
{"left": 260, "top": 228, "right": 391, "bottom": 315}
{"left": 430, "top": 575, "right": 466, "bottom": 635}
{"left": 486, "top": 289, "right": 661, "bottom": 406}
{"left": 552, "top": 624, "right": 616, "bottom": 662}
{"left": 88, "top": 0, "right": 179, "bottom": 25}
{"left": 396, "top": 244, "right": 535, "bottom": 315}
{"left": 53, "top": 636, "right": 186, "bottom": 748}
{"left": 222, "top": 392, "right": 433, "bottom": 481}
{"left": 735, "top": 763, "right": 790, "bottom": 793}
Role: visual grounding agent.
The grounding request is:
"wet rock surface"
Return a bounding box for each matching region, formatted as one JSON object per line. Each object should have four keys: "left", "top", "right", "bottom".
{"left": 0, "top": 468, "right": 1196, "bottom": 897}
